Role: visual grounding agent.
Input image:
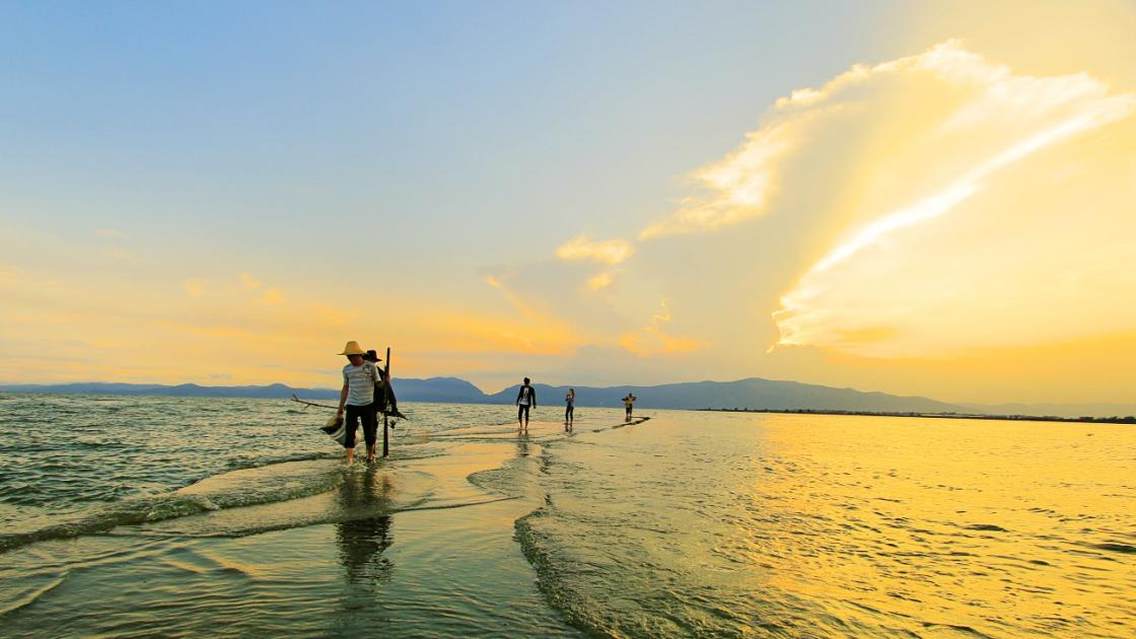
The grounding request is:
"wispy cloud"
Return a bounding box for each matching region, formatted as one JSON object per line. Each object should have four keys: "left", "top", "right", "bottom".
{"left": 261, "top": 288, "right": 284, "bottom": 304}
{"left": 555, "top": 235, "right": 634, "bottom": 265}
{"left": 639, "top": 120, "right": 800, "bottom": 240}
{"left": 100, "top": 246, "right": 140, "bottom": 264}
{"left": 619, "top": 300, "right": 703, "bottom": 357}
{"left": 767, "top": 41, "right": 1136, "bottom": 355}
{"left": 183, "top": 278, "right": 206, "bottom": 298}
{"left": 586, "top": 271, "right": 615, "bottom": 291}
{"left": 483, "top": 274, "right": 580, "bottom": 355}
{"left": 240, "top": 273, "right": 262, "bottom": 289}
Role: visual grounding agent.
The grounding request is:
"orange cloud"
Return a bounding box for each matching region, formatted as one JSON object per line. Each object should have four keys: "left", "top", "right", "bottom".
{"left": 183, "top": 278, "right": 206, "bottom": 298}
{"left": 260, "top": 288, "right": 284, "bottom": 304}
{"left": 586, "top": 271, "right": 615, "bottom": 291}
{"left": 618, "top": 300, "right": 703, "bottom": 357}
{"left": 240, "top": 273, "right": 262, "bottom": 289}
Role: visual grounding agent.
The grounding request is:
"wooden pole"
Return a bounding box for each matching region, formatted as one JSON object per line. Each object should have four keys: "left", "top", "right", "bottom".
{"left": 290, "top": 394, "right": 336, "bottom": 410}
{"left": 382, "top": 346, "right": 391, "bottom": 458}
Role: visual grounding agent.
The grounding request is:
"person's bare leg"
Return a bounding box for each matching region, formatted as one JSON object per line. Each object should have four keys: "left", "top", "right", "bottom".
{"left": 366, "top": 444, "right": 376, "bottom": 463}
{"left": 346, "top": 446, "right": 354, "bottom": 465}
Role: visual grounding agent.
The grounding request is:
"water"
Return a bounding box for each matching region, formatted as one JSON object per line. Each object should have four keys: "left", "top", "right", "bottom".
{"left": 1, "top": 395, "right": 1133, "bottom": 637}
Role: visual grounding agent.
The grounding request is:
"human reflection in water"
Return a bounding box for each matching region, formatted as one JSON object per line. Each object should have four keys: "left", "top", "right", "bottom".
{"left": 335, "top": 469, "right": 395, "bottom": 584}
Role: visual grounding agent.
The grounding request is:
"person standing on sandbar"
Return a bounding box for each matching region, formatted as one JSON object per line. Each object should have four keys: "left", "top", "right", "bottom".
{"left": 622, "top": 393, "right": 637, "bottom": 421}
{"left": 516, "top": 377, "right": 536, "bottom": 434}
{"left": 564, "top": 388, "right": 575, "bottom": 431}
{"left": 336, "top": 340, "right": 379, "bottom": 465}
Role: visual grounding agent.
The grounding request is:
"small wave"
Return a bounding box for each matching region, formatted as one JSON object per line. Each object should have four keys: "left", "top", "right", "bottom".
{"left": 1093, "top": 542, "right": 1136, "bottom": 554}
{"left": 0, "top": 459, "right": 348, "bottom": 554}
{"left": 965, "top": 523, "right": 1008, "bottom": 532}
{"left": 222, "top": 451, "right": 336, "bottom": 472}
{"left": 919, "top": 622, "right": 996, "bottom": 638}
{"left": 0, "top": 572, "right": 70, "bottom": 616}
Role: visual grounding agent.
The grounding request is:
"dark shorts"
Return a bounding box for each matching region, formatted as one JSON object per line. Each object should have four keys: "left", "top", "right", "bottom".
{"left": 344, "top": 403, "right": 378, "bottom": 448}
{"left": 518, "top": 404, "right": 530, "bottom": 420}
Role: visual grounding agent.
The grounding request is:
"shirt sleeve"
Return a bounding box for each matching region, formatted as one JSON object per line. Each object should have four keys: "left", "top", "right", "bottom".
{"left": 342, "top": 368, "right": 348, "bottom": 385}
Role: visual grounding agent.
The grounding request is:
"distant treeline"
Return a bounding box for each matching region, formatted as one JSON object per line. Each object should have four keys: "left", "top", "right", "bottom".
{"left": 698, "top": 407, "right": 1136, "bottom": 425}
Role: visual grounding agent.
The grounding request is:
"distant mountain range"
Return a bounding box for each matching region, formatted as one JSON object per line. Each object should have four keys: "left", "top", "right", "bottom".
{"left": 4, "top": 377, "right": 1131, "bottom": 418}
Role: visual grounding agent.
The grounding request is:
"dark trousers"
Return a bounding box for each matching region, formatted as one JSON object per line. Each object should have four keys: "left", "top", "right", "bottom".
{"left": 344, "top": 403, "right": 378, "bottom": 448}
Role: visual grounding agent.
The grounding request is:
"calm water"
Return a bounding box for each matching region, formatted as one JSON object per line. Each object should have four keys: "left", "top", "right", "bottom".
{"left": 1, "top": 394, "right": 1133, "bottom": 638}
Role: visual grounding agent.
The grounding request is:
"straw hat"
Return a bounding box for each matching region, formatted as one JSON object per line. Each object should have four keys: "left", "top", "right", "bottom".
{"left": 338, "top": 340, "right": 365, "bottom": 355}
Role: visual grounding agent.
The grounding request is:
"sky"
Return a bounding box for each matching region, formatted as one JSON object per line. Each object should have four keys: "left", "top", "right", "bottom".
{"left": 2, "top": 1, "right": 1134, "bottom": 404}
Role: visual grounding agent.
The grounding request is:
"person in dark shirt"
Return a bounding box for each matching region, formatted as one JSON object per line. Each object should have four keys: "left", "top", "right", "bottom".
{"left": 564, "top": 388, "right": 575, "bottom": 431}
{"left": 516, "top": 377, "right": 536, "bottom": 433}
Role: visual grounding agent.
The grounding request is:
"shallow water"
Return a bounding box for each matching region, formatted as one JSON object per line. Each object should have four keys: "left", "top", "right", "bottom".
{"left": 521, "top": 412, "right": 1136, "bottom": 638}
{"left": 1, "top": 395, "right": 1133, "bottom": 637}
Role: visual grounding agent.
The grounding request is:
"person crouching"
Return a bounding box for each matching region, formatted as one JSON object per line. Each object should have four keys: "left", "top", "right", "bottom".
{"left": 336, "top": 340, "right": 379, "bottom": 464}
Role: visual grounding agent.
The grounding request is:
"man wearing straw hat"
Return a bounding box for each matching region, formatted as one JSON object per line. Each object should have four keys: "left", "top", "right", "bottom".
{"left": 336, "top": 340, "right": 379, "bottom": 464}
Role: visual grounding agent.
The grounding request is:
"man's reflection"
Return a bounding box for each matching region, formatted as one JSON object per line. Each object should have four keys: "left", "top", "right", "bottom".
{"left": 335, "top": 469, "right": 394, "bottom": 584}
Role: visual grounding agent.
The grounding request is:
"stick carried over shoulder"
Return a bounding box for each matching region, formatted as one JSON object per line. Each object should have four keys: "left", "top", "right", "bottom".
{"left": 382, "top": 347, "right": 391, "bottom": 457}
{"left": 378, "top": 346, "right": 407, "bottom": 419}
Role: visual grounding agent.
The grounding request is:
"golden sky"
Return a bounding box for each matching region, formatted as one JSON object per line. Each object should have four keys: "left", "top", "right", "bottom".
{"left": 2, "top": 1, "right": 1134, "bottom": 405}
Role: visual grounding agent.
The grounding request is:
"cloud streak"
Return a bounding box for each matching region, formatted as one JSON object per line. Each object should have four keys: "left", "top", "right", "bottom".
{"left": 639, "top": 121, "right": 799, "bottom": 239}
{"left": 766, "top": 42, "right": 1136, "bottom": 355}
{"left": 619, "top": 300, "right": 703, "bottom": 357}
{"left": 555, "top": 235, "right": 635, "bottom": 265}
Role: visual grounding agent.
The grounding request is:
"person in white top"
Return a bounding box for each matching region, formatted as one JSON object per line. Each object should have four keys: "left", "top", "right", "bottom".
{"left": 515, "top": 377, "right": 536, "bottom": 434}
{"left": 336, "top": 340, "right": 379, "bottom": 465}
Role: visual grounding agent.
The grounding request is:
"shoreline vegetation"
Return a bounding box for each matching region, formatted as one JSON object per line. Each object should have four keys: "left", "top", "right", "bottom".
{"left": 696, "top": 407, "right": 1136, "bottom": 425}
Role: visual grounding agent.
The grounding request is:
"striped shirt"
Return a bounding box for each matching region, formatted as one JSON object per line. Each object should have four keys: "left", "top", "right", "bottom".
{"left": 342, "top": 362, "right": 377, "bottom": 406}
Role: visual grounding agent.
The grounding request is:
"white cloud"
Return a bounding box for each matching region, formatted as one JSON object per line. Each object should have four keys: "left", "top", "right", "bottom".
{"left": 639, "top": 120, "right": 799, "bottom": 240}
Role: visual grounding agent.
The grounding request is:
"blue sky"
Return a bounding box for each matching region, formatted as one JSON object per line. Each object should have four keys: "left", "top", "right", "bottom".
{"left": 2, "top": 1, "right": 906, "bottom": 273}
